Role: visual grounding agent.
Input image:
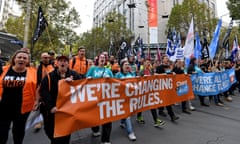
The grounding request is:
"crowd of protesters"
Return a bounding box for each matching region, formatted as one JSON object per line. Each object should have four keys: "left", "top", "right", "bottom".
{"left": 0, "top": 46, "right": 239, "bottom": 144}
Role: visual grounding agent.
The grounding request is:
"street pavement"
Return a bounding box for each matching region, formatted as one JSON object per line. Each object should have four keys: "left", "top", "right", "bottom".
{"left": 7, "top": 92, "right": 240, "bottom": 144}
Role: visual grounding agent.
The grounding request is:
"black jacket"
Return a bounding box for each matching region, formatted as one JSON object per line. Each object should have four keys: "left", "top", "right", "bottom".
{"left": 187, "top": 64, "right": 195, "bottom": 74}
{"left": 156, "top": 64, "right": 170, "bottom": 74}
{"left": 40, "top": 68, "right": 85, "bottom": 111}
{"left": 173, "top": 66, "right": 184, "bottom": 74}
{"left": 37, "top": 62, "right": 55, "bottom": 86}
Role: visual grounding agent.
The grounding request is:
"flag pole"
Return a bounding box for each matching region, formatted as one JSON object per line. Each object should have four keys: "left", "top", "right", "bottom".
{"left": 45, "top": 26, "right": 54, "bottom": 48}
{"left": 30, "top": 39, "right": 34, "bottom": 61}
{"left": 23, "top": 0, "right": 32, "bottom": 48}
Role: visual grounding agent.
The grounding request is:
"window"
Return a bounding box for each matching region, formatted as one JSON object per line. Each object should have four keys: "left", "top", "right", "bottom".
{"left": 211, "top": 2, "right": 215, "bottom": 10}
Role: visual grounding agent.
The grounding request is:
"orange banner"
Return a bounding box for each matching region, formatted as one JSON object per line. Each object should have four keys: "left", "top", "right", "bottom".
{"left": 148, "top": 0, "right": 158, "bottom": 27}
{"left": 54, "top": 74, "right": 194, "bottom": 137}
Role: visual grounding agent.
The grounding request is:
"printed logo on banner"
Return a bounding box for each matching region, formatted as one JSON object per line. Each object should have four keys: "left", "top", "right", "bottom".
{"left": 177, "top": 84, "right": 189, "bottom": 96}
{"left": 229, "top": 70, "right": 235, "bottom": 83}
{"left": 176, "top": 80, "right": 189, "bottom": 96}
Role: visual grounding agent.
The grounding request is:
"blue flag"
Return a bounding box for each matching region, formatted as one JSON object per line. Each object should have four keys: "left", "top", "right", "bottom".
{"left": 231, "top": 36, "right": 239, "bottom": 61}
{"left": 135, "top": 37, "right": 145, "bottom": 61}
{"left": 166, "top": 39, "right": 174, "bottom": 57}
{"left": 194, "top": 32, "right": 202, "bottom": 59}
{"left": 185, "top": 57, "right": 191, "bottom": 68}
{"left": 209, "top": 19, "right": 222, "bottom": 59}
{"left": 166, "top": 28, "right": 179, "bottom": 61}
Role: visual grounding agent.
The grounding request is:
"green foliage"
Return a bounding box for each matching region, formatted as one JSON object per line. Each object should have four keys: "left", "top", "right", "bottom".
{"left": 220, "top": 26, "right": 240, "bottom": 48}
{"left": 5, "top": 16, "right": 25, "bottom": 40}
{"left": 227, "top": 0, "right": 240, "bottom": 20}
{"left": 5, "top": 0, "right": 81, "bottom": 60}
{"left": 167, "top": 0, "right": 218, "bottom": 40}
{"left": 217, "top": 25, "right": 240, "bottom": 58}
{"left": 77, "top": 12, "right": 132, "bottom": 59}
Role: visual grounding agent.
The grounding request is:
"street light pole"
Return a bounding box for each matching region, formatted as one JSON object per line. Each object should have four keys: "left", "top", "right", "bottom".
{"left": 127, "top": 1, "right": 136, "bottom": 55}
{"left": 23, "top": 0, "right": 32, "bottom": 48}
{"left": 145, "top": 0, "right": 150, "bottom": 59}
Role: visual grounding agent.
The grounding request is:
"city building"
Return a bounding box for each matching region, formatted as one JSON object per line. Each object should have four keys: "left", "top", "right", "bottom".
{"left": 0, "top": 0, "right": 21, "bottom": 30}
{"left": 0, "top": 0, "right": 22, "bottom": 61}
{"left": 93, "top": 0, "right": 217, "bottom": 59}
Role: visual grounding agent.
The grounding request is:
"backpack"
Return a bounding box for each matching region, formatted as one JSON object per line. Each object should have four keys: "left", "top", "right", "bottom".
{"left": 71, "top": 57, "right": 88, "bottom": 69}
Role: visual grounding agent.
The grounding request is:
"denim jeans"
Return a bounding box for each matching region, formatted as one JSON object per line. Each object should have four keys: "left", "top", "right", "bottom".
{"left": 121, "top": 117, "right": 133, "bottom": 134}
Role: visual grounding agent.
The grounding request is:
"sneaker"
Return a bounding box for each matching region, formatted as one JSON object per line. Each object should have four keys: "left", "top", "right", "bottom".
{"left": 189, "top": 106, "right": 196, "bottom": 111}
{"left": 182, "top": 109, "right": 191, "bottom": 114}
{"left": 201, "top": 103, "right": 210, "bottom": 107}
{"left": 128, "top": 133, "right": 136, "bottom": 141}
{"left": 170, "top": 115, "right": 179, "bottom": 122}
{"left": 154, "top": 119, "right": 165, "bottom": 127}
{"left": 92, "top": 131, "right": 101, "bottom": 137}
{"left": 218, "top": 100, "right": 224, "bottom": 104}
{"left": 226, "top": 96, "right": 233, "bottom": 102}
{"left": 136, "top": 116, "right": 145, "bottom": 124}
{"left": 120, "top": 123, "right": 125, "bottom": 129}
{"left": 216, "top": 102, "right": 224, "bottom": 107}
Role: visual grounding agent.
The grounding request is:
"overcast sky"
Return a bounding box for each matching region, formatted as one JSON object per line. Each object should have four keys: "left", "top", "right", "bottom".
{"left": 71, "top": 0, "right": 230, "bottom": 34}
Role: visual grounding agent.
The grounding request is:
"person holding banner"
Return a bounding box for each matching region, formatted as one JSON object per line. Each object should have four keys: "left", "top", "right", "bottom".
{"left": 0, "top": 49, "right": 38, "bottom": 144}
{"left": 40, "top": 55, "right": 85, "bottom": 144}
{"left": 155, "top": 55, "right": 179, "bottom": 122}
{"left": 211, "top": 60, "right": 224, "bottom": 106}
{"left": 136, "top": 59, "right": 166, "bottom": 126}
{"left": 115, "top": 59, "right": 137, "bottom": 141}
{"left": 223, "top": 59, "right": 234, "bottom": 102}
{"left": 173, "top": 59, "right": 192, "bottom": 114}
{"left": 86, "top": 53, "right": 114, "bottom": 144}
{"left": 187, "top": 57, "right": 209, "bottom": 106}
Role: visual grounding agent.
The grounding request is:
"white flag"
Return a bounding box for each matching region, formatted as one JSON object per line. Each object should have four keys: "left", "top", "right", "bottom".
{"left": 184, "top": 18, "right": 194, "bottom": 58}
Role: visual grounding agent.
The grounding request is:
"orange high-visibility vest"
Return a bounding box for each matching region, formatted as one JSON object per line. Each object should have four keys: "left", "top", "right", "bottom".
{"left": 69, "top": 56, "right": 88, "bottom": 75}
{"left": 41, "top": 64, "right": 54, "bottom": 79}
{"left": 0, "top": 66, "right": 37, "bottom": 114}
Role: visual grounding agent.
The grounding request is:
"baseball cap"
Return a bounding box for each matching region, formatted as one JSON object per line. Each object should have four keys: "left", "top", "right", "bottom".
{"left": 56, "top": 55, "right": 69, "bottom": 61}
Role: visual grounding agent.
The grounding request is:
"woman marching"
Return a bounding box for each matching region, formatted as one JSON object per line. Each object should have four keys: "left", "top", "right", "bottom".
{"left": 115, "top": 58, "right": 137, "bottom": 141}
{"left": 86, "top": 53, "right": 114, "bottom": 144}
{"left": 0, "top": 49, "right": 38, "bottom": 144}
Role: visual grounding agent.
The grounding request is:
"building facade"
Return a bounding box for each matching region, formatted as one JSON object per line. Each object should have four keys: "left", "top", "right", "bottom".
{"left": 0, "top": 0, "right": 20, "bottom": 29}
{"left": 93, "top": 0, "right": 217, "bottom": 58}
